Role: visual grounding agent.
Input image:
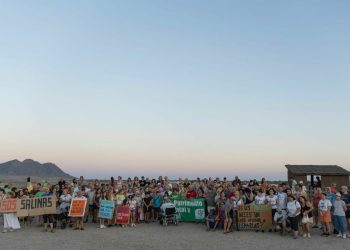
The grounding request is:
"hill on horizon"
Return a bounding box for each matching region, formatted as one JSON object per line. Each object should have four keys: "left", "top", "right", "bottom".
{"left": 0, "top": 159, "right": 74, "bottom": 179}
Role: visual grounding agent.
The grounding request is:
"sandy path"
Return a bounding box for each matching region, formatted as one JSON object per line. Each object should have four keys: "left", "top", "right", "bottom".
{"left": 0, "top": 219, "right": 348, "bottom": 250}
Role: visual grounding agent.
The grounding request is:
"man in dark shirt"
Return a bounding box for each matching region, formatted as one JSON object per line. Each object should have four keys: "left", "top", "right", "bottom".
{"left": 139, "top": 176, "right": 147, "bottom": 188}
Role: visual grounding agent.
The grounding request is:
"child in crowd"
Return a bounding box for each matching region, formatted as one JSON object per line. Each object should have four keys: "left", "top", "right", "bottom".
{"left": 319, "top": 192, "right": 332, "bottom": 236}
{"left": 274, "top": 208, "right": 287, "bottom": 235}
{"left": 74, "top": 191, "right": 87, "bottom": 230}
{"left": 206, "top": 209, "right": 216, "bottom": 231}
{"left": 128, "top": 195, "right": 137, "bottom": 227}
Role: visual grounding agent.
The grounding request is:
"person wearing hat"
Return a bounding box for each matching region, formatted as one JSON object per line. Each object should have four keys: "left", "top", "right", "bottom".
{"left": 333, "top": 192, "right": 348, "bottom": 238}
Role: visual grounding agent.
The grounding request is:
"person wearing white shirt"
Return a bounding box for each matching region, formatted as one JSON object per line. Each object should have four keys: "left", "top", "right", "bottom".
{"left": 318, "top": 193, "right": 332, "bottom": 236}
{"left": 286, "top": 195, "right": 301, "bottom": 239}
{"left": 266, "top": 189, "right": 279, "bottom": 232}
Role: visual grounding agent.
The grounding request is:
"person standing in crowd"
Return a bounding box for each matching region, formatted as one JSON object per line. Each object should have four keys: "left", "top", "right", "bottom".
{"left": 74, "top": 191, "right": 87, "bottom": 230}
{"left": 312, "top": 187, "right": 322, "bottom": 228}
{"left": 286, "top": 195, "right": 301, "bottom": 239}
{"left": 319, "top": 192, "right": 332, "bottom": 236}
{"left": 255, "top": 189, "right": 266, "bottom": 205}
{"left": 266, "top": 188, "right": 279, "bottom": 232}
{"left": 340, "top": 186, "right": 350, "bottom": 237}
{"left": 1, "top": 190, "right": 21, "bottom": 233}
{"left": 40, "top": 187, "right": 55, "bottom": 233}
{"left": 261, "top": 178, "right": 268, "bottom": 193}
{"left": 205, "top": 186, "right": 216, "bottom": 214}
{"left": 243, "top": 188, "right": 255, "bottom": 205}
{"left": 98, "top": 191, "right": 108, "bottom": 229}
{"left": 315, "top": 176, "right": 322, "bottom": 188}
{"left": 299, "top": 195, "right": 313, "bottom": 238}
{"left": 290, "top": 177, "right": 297, "bottom": 194}
{"left": 128, "top": 195, "right": 137, "bottom": 227}
{"left": 152, "top": 190, "right": 162, "bottom": 221}
{"left": 276, "top": 185, "right": 287, "bottom": 210}
{"left": 143, "top": 191, "right": 153, "bottom": 223}
{"left": 333, "top": 192, "right": 348, "bottom": 239}
{"left": 86, "top": 185, "right": 96, "bottom": 223}
{"left": 223, "top": 195, "right": 234, "bottom": 234}
{"left": 106, "top": 187, "right": 115, "bottom": 227}
{"left": 186, "top": 186, "right": 197, "bottom": 199}
{"left": 93, "top": 189, "right": 102, "bottom": 225}
{"left": 233, "top": 191, "right": 244, "bottom": 231}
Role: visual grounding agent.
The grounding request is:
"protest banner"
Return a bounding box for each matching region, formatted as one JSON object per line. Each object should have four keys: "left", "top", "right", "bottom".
{"left": 0, "top": 199, "right": 17, "bottom": 213}
{"left": 98, "top": 200, "right": 115, "bottom": 219}
{"left": 69, "top": 198, "right": 87, "bottom": 217}
{"left": 16, "top": 196, "right": 57, "bottom": 217}
{"left": 170, "top": 198, "right": 205, "bottom": 222}
{"left": 237, "top": 205, "right": 272, "bottom": 231}
{"left": 115, "top": 206, "right": 130, "bottom": 225}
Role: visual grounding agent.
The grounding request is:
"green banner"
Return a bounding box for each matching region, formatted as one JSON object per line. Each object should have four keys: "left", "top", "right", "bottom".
{"left": 170, "top": 198, "right": 205, "bottom": 222}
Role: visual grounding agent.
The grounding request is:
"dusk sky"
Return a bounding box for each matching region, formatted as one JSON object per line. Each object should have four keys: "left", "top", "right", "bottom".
{"left": 1, "top": 1, "right": 349, "bottom": 180}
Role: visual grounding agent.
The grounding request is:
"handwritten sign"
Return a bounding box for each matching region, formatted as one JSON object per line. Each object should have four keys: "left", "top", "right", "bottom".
{"left": 115, "top": 206, "right": 130, "bottom": 225}
{"left": 237, "top": 205, "right": 272, "bottom": 230}
{"left": 0, "top": 199, "right": 17, "bottom": 213}
{"left": 17, "top": 196, "right": 57, "bottom": 217}
{"left": 69, "top": 198, "right": 87, "bottom": 217}
{"left": 98, "top": 200, "right": 115, "bottom": 219}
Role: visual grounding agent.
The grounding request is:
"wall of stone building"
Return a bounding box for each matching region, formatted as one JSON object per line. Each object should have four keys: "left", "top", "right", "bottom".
{"left": 321, "top": 175, "right": 350, "bottom": 188}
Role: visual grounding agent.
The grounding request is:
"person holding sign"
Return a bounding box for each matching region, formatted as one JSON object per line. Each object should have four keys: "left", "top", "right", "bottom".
{"left": 40, "top": 187, "right": 55, "bottom": 233}
{"left": 2, "top": 191, "right": 20, "bottom": 233}
{"left": 98, "top": 192, "right": 108, "bottom": 229}
{"left": 71, "top": 191, "right": 87, "bottom": 230}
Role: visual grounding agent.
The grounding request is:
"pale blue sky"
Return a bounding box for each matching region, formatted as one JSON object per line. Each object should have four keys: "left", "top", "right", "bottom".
{"left": 0, "top": 1, "right": 349, "bottom": 179}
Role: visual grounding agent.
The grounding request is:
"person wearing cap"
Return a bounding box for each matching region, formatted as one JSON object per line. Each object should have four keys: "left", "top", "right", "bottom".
{"left": 319, "top": 192, "right": 332, "bottom": 236}
{"left": 333, "top": 192, "right": 348, "bottom": 238}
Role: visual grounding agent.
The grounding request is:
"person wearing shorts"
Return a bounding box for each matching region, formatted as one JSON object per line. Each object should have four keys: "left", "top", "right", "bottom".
{"left": 286, "top": 195, "right": 301, "bottom": 239}
{"left": 318, "top": 192, "right": 332, "bottom": 236}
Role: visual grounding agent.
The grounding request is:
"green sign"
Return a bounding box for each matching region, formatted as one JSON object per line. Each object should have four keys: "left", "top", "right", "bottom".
{"left": 170, "top": 198, "right": 205, "bottom": 222}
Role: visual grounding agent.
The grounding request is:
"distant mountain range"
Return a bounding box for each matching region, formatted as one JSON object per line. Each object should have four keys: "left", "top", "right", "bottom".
{"left": 0, "top": 159, "right": 74, "bottom": 179}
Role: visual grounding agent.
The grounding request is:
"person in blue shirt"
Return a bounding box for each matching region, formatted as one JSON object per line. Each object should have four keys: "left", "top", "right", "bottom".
{"left": 40, "top": 187, "right": 55, "bottom": 233}
{"left": 152, "top": 190, "right": 163, "bottom": 221}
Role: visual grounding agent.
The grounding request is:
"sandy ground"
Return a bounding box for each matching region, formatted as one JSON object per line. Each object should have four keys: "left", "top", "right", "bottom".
{"left": 0, "top": 216, "right": 348, "bottom": 250}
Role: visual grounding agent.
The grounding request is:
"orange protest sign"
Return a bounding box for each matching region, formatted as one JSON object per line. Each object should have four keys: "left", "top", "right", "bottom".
{"left": 0, "top": 199, "right": 17, "bottom": 213}
{"left": 115, "top": 206, "right": 130, "bottom": 225}
{"left": 69, "top": 198, "right": 87, "bottom": 217}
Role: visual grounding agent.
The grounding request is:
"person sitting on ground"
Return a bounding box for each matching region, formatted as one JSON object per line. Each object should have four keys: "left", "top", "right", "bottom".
{"left": 206, "top": 209, "right": 216, "bottom": 231}
{"left": 274, "top": 208, "right": 287, "bottom": 235}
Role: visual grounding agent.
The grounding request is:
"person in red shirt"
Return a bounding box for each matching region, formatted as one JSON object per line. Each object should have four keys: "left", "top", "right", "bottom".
{"left": 186, "top": 186, "right": 197, "bottom": 199}
{"left": 312, "top": 187, "right": 322, "bottom": 228}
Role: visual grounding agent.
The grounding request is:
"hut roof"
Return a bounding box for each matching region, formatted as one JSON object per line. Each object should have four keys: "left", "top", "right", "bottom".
{"left": 285, "top": 165, "right": 350, "bottom": 176}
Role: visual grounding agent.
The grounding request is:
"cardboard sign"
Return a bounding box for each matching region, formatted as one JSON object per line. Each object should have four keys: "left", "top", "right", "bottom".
{"left": 69, "top": 198, "right": 87, "bottom": 217}
{"left": 115, "top": 206, "right": 130, "bottom": 225}
{"left": 98, "top": 200, "right": 115, "bottom": 219}
{"left": 17, "top": 196, "right": 57, "bottom": 217}
{"left": 0, "top": 199, "right": 17, "bottom": 213}
{"left": 237, "top": 205, "right": 272, "bottom": 231}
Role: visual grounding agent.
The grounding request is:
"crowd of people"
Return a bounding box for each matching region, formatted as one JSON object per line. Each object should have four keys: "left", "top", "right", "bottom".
{"left": 0, "top": 175, "right": 350, "bottom": 240}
